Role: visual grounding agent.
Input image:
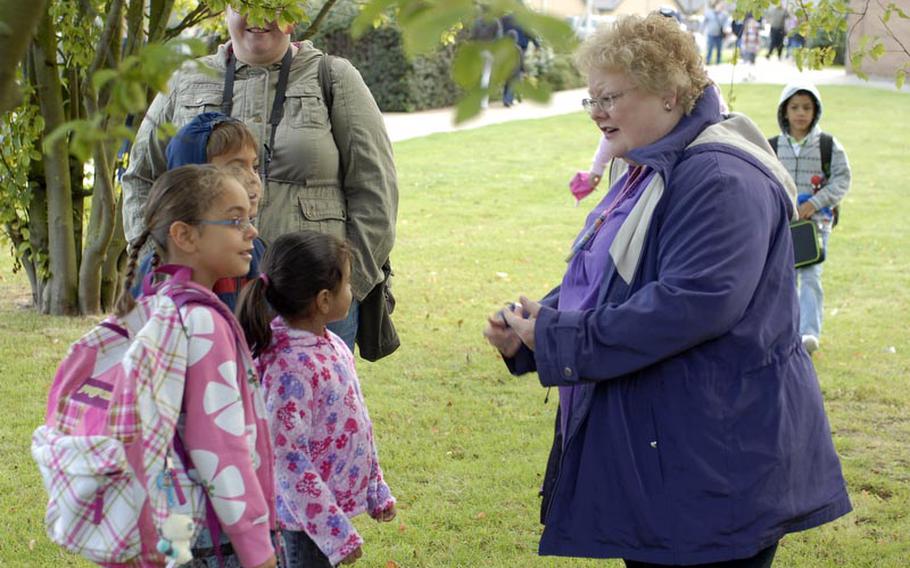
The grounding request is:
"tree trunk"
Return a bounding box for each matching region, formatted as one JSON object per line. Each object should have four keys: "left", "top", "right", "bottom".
{"left": 77, "top": 0, "right": 124, "bottom": 314}
{"left": 79, "top": 143, "right": 117, "bottom": 314}
{"left": 27, "top": 166, "right": 49, "bottom": 309}
{"left": 32, "top": 12, "right": 78, "bottom": 315}
{"left": 0, "top": 0, "right": 48, "bottom": 114}
{"left": 101, "top": 196, "right": 128, "bottom": 312}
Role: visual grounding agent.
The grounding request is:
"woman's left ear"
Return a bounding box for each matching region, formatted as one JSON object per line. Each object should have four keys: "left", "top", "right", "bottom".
{"left": 663, "top": 91, "right": 679, "bottom": 112}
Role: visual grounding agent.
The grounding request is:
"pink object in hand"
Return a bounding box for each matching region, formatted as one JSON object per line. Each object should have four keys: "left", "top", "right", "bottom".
{"left": 569, "top": 171, "right": 596, "bottom": 202}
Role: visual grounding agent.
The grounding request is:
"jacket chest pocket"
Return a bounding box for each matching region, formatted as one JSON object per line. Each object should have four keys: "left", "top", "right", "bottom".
{"left": 298, "top": 195, "right": 346, "bottom": 241}
{"left": 285, "top": 87, "right": 329, "bottom": 129}
{"left": 174, "top": 90, "right": 223, "bottom": 125}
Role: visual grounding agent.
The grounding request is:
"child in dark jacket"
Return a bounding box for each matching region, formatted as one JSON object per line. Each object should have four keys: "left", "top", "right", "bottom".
{"left": 132, "top": 112, "right": 266, "bottom": 311}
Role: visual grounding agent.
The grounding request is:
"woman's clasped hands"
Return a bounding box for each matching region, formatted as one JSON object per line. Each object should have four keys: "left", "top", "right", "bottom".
{"left": 483, "top": 295, "right": 542, "bottom": 356}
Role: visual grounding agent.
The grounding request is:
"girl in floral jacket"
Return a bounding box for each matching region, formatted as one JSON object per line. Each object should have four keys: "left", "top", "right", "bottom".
{"left": 238, "top": 231, "right": 396, "bottom": 567}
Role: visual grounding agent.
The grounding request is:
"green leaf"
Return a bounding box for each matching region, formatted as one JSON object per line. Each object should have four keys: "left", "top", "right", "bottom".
{"left": 897, "top": 70, "right": 906, "bottom": 90}
{"left": 352, "top": 0, "right": 398, "bottom": 39}
{"left": 454, "top": 88, "right": 485, "bottom": 124}
{"left": 513, "top": 9, "right": 576, "bottom": 53}
{"left": 91, "top": 69, "right": 119, "bottom": 92}
{"left": 514, "top": 80, "right": 551, "bottom": 103}
{"left": 452, "top": 43, "right": 485, "bottom": 89}
{"left": 870, "top": 42, "right": 886, "bottom": 60}
{"left": 400, "top": 0, "right": 473, "bottom": 57}
{"left": 488, "top": 38, "right": 520, "bottom": 85}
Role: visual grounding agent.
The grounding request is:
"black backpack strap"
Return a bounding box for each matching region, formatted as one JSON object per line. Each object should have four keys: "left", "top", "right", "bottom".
{"left": 767, "top": 136, "right": 779, "bottom": 154}
{"left": 819, "top": 132, "right": 833, "bottom": 178}
{"left": 319, "top": 54, "right": 334, "bottom": 111}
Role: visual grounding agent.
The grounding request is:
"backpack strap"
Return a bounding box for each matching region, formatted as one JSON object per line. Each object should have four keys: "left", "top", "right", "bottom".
{"left": 767, "top": 136, "right": 779, "bottom": 155}
{"left": 819, "top": 132, "right": 833, "bottom": 178}
{"left": 319, "top": 54, "right": 334, "bottom": 111}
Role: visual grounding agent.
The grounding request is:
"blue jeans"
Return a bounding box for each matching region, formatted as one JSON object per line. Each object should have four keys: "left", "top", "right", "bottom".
{"left": 281, "top": 530, "right": 333, "bottom": 568}
{"left": 706, "top": 34, "right": 724, "bottom": 65}
{"left": 327, "top": 299, "right": 359, "bottom": 350}
{"left": 797, "top": 230, "right": 830, "bottom": 338}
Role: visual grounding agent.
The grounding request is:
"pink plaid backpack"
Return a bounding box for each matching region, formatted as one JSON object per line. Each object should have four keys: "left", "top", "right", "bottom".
{"left": 31, "top": 266, "right": 233, "bottom": 565}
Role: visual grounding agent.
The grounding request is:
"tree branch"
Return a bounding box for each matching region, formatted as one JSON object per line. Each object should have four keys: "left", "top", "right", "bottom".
{"left": 0, "top": 0, "right": 49, "bottom": 114}
{"left": 164, "top": 5, "right": 219, "bottom": 41}
{"left": 301, "top": 0, "right": 339, "bottom": 40}
{"left": 877, "top": 0, "right": 910, "bottom": 58}
{"left": 87, "top": 0, "right": 125, "bottom": 79}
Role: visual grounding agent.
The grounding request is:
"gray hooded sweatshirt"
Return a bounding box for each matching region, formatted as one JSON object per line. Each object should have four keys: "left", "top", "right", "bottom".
{"left": 772, "top": 81, "right": 851, "bottom": 230}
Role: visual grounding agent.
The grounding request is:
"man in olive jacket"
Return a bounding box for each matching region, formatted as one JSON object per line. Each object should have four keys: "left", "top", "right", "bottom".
{"left": 122, "top": 7, "right": 398, "bottom": 348}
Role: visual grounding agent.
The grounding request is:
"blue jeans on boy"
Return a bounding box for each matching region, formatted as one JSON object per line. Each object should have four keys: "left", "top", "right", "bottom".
{"left": 797, "top": 229, "right": 829, "bottom": 339}
{"left": 327, "top": 299, "right": 359, "bottom": 350}
{"left": 706, "top": 34, "right": 724, "bottom": 65}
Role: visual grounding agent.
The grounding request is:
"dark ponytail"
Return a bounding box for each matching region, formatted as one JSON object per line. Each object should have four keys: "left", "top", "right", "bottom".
{"left": 237, "top": 276, "right": 273, "bottom": 358}
{"left": 236, "top": 230, "right": 351, "bottom": 357}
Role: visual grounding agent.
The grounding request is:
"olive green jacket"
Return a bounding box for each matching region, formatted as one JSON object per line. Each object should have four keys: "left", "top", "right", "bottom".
{"left": 122, "top": 41, "right": 398, "bottom": 301}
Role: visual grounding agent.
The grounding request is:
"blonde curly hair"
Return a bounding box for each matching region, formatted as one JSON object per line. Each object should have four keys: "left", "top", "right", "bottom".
{"left": 575, "top": 14, "right": 710, "bottom": 115}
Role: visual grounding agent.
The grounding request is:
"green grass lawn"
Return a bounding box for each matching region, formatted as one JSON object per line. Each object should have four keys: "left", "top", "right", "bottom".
{"left": 1, "top": 84, "right": 908, "bottom": 566}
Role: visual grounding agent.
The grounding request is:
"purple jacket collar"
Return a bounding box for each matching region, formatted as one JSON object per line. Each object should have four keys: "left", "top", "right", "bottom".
{"left": 624, "top": 86, "right": 723, "bottom": 179}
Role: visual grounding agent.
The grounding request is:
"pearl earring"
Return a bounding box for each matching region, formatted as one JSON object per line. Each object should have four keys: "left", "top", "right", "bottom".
{"left": 664, "top": 102, "right": 672, "bottom": 112}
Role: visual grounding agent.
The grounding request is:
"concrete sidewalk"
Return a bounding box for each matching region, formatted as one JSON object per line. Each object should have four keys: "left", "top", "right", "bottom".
{"left": 383, "top": 59, "right": 905, "bottom": 143}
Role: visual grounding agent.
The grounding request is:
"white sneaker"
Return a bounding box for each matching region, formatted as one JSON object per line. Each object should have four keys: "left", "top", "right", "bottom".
{"left": 802, "top": 335, "right": 820, "bottom": 354}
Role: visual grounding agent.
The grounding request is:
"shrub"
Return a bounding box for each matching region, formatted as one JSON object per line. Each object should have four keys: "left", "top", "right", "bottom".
{"left": 539, "top": 52, "right": 586, "bottom": 91}
{"left": 301, "top": 3, "right": 460, "bottom": 112}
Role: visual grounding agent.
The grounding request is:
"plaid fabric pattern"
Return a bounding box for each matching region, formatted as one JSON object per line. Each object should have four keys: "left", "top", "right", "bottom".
{"left": 31, "top": 426, "right": 142, "bottom": 563}
{"left": 33, "top": 277, "right": 214, "bottom": 565}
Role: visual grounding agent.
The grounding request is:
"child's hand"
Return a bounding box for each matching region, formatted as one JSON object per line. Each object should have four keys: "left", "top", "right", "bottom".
{"left": 798, "top": 201, "right": 817, "bottom": 220}
{"left": 376, "top": 504, "right": 397, "bottom": 522}
{"left": 252, "top": 555, "right": 277, "bottom": 568}
{"left": 589, "top": 173, "right": 602, "bottom": 189}
{"left": 340, "top": 546, "right": 363, "bottom": 564}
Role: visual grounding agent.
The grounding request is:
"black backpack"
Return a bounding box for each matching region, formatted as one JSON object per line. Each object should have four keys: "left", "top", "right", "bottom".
{"left": 768, "top": 132, "right": 839, "bottom": 227}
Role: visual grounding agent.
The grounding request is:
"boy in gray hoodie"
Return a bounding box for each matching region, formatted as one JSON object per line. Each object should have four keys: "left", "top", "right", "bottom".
{"left": 771, "top": 81, "right": 851, "bottom": 354}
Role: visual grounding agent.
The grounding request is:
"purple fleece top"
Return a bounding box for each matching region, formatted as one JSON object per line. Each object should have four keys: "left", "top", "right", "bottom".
{"left": 557, "top": 165, "right": 654, "bottom": 440}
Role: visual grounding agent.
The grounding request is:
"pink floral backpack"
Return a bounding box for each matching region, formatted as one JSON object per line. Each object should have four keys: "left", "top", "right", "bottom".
{"left": 31, "top": 266, "right": 235, "bottom": 565}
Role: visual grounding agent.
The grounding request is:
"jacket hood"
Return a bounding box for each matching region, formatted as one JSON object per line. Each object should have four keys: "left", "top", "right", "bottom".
{"left": 165, "top": 112, "right": 237, "bottom": 169}
{"left": 777, "top": 81, "right": 823, "bottom": 135}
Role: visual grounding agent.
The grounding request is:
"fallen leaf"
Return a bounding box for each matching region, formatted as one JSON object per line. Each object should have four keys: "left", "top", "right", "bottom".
{"left": 386, "top": 561, "right": 400, "bottom": 568}
{"left": 475, "top": 511, "right": 486, "bottom": 520}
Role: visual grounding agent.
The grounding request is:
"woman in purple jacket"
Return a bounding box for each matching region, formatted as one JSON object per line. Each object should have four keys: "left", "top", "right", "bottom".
{"left": 484, "top": 14, "right": 851, "bottom": 568}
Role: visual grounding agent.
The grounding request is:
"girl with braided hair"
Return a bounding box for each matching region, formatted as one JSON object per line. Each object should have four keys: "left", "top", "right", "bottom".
{"left": 115, "top": 164, "right": 278, "bottom": 568}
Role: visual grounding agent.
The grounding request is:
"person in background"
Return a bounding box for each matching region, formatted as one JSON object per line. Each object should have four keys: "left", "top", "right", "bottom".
{"left": 703, "top": 0, "right": 729, "bottom": 65}
{"left": 485, "top": 14, "right": 851, "bottom": 567}
{"left": 769, "top": 81, "right": 851, "bottom": 355}
{"left": 766, "top": 3, "right": 789, "bottom": 59}
{"left": 740, "top": 13, "right": 762, "bottom": 65}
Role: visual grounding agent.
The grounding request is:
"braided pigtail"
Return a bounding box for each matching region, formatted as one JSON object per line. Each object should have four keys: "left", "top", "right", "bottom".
{"left": 236, "top": 275, "right": 274, "bottom": 358}
{"left": 114, "top": 230, "right": 151, "bottom": 317}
